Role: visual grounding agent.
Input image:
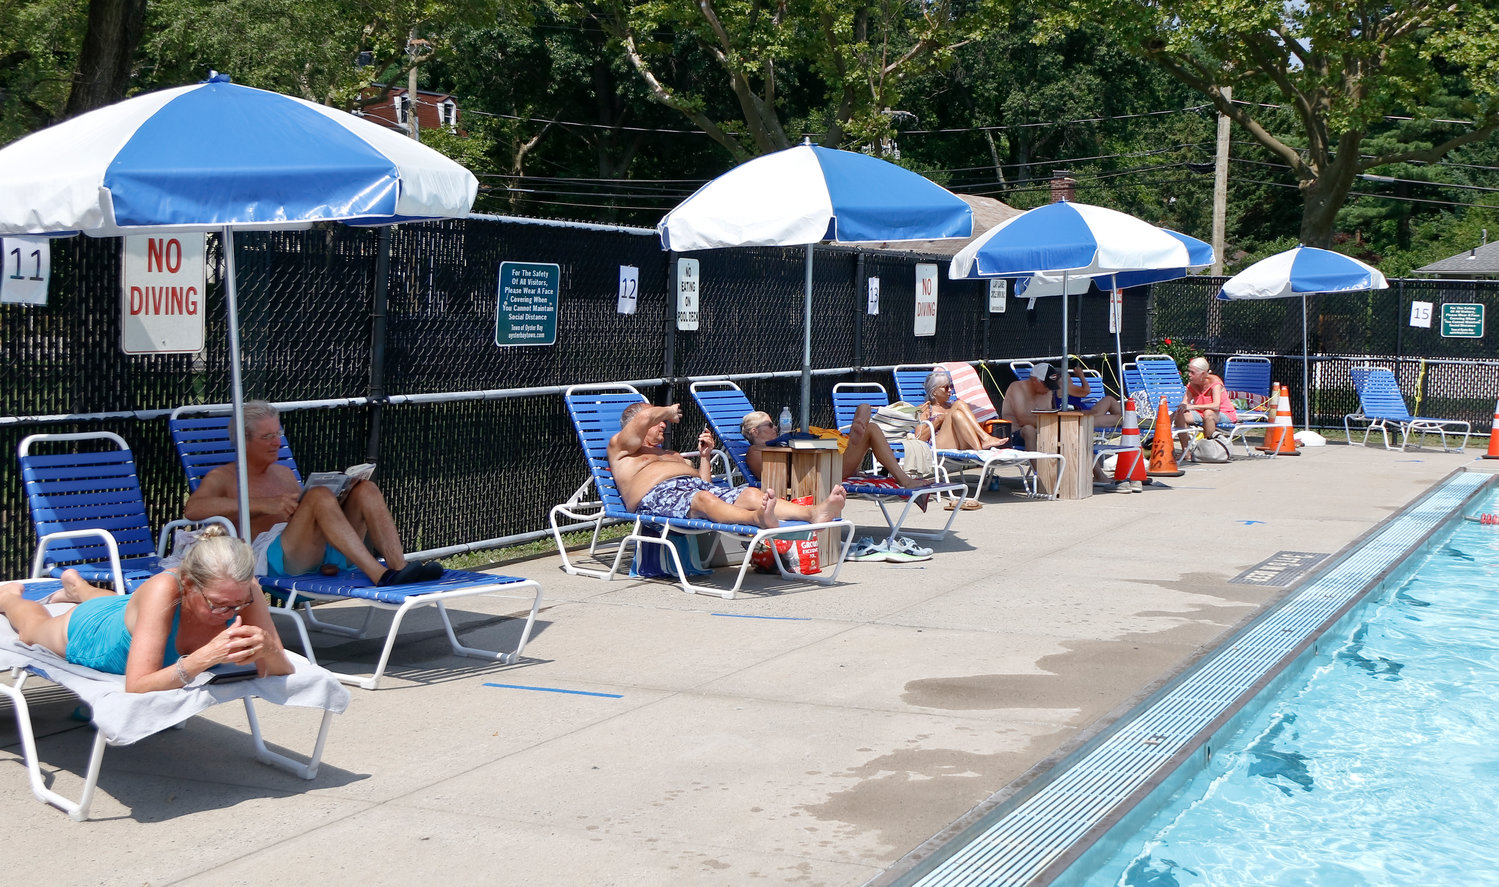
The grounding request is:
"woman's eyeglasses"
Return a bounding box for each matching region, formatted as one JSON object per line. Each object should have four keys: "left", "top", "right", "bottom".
{"left": 197, "top": 585, "right": 255, "bottom": 616}
{"left": 251, "top": 430, "right": 282, "bottom": 442}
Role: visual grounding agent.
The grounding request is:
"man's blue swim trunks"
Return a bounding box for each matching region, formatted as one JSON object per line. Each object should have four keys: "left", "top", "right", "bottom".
{"left": 637, "top": 476, "right": 745, "bottom": 519}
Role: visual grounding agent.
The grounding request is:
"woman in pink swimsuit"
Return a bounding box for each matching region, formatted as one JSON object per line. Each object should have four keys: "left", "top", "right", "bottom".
{"left": 1172, "top": 357, "right": 1237, "bottom": 444}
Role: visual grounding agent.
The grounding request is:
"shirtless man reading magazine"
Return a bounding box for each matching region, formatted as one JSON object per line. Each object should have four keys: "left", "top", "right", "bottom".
{"left": 609, "top": 402, "right": 846, "bottom": 528}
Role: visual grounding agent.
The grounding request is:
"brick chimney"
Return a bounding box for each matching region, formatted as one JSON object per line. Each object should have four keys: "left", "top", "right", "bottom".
{"left": 1050, "top": 169, "right": 1076, "bottom": 203}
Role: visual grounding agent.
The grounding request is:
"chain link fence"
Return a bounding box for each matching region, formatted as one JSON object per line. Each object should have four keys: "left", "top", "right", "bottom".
{"left": 3, "top": 214, "right": 1493, "bottom": 574}
{"left": 1152, "top": 276, "right": 1499, "bottom": 432}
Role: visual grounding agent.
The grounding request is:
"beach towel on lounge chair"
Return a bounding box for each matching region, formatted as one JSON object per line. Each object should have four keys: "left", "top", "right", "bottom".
{"left": 551, "top": 384, "right": 854, "bottom": 599}
{"left": 168, "top": 406, "right": 544, "bottom": 690}
{"left": 880, "top": 371, "right": 1065, "bottom": 499}
{"left": 689, "top": 379, "right": 968, "bottom": 545}
{"left": 1343, "top": 366, "right": 1471, "bottom": 452}
{"left": 0, "top": 577, "right": 348, "bottom": 821}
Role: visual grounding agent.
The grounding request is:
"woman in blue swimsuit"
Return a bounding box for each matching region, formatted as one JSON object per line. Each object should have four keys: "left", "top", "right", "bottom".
{"left": 0, "top": 526, "right": 292, "bottom": 692}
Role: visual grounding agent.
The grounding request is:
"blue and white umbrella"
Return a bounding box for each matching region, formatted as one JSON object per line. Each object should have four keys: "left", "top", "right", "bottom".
{"left": 659, "top": 142, "right": 972, "bottom": 429}
{"left": 0, "top": 74, "right": 478, "bottom": 537}
{"left": 948, "top": 202, "right": 1213, "bottom": 396}
{"left": 1217, "top": 246, "right": 1389, "bottom": 427}
{"left": 1014, "top": 229, "right": 1214, "bottom": 297}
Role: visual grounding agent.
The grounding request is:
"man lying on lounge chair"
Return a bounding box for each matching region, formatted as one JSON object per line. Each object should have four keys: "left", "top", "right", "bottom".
{"left": 184, "top": 400, "right": 441, "bottom": 587}
{"left": 741, "top": 406, "right": 929, "bottom": 489}
{"left": 610, "top": 402, "right": 846, "bottom": 528}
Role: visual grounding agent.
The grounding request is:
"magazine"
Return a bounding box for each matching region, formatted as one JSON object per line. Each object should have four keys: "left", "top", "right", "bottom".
{"left": 301, "top": 462, "right": 376, "bottom": 502}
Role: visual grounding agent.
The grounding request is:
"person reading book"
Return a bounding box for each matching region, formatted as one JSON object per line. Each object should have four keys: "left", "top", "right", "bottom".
{"left": 741, "top": 408, "right": 928, "bottom": 489}
{"left": 183, "top": 400, "right": 441, "bottom": 587}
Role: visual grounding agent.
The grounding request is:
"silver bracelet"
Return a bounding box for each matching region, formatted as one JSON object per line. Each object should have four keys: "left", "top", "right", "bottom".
{"left": 175, "top": 660, "right": 192, "bottom": 686}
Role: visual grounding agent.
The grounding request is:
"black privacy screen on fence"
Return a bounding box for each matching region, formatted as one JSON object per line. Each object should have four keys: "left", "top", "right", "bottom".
{"left": 2, "top": 213, "right": 1493, "bottom": 574}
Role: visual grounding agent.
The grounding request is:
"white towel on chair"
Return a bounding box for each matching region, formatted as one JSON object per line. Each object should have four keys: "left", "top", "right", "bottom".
{"left": 0, "top": 603, "right": 350, "bottom": 745}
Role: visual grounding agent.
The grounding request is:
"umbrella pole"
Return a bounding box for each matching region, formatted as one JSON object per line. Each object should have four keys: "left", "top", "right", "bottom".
{"left": 1302, "top": 294, "right": 1310, "bottom": 429}
{"left": 1060, "top": 272, "right": 1069, "bottom": 410}
{"left": 800, "top": 244, "right": 814, "bottom": 432}
{"left": 222, "top": 227, "right": 252, "bottom": 542}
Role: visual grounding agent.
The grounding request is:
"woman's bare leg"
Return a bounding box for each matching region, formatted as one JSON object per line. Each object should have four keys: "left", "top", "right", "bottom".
{"left": 935, "top": 402, "right": 1006, "bottom": 450}
{"left": 0, "top": 583, "right": 72, "bottom": 656}
{"left": 843, "top": 404, "right": 921, "bottom": 486}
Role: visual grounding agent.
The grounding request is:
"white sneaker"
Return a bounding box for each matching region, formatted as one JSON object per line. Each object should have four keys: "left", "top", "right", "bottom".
{"left": 848, "top": 537, "right": 890, "bottom": 562}
{"left": 884, "top": 537, "right": 933, "bottom": 562}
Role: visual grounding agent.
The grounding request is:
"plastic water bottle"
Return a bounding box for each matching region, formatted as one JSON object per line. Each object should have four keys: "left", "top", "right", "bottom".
{"left": 778, "top": 406, "right": 793, "bottom": 436}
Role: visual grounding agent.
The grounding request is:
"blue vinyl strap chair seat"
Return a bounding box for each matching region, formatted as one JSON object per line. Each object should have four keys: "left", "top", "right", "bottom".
{"left": 996, "top": 365, "right": 1140, "bottom": 482}
{"left": 1343, "top": 367, "right": 1471, "bottom": 452}
{"left": 689, "top": 379, "right": 967, "bottom": 545}
{"left": 551, "top": 384, "right": 854, "bottom": 599}
{"left": 18, "top": 432, "right": 234, "bottom": 592}
{"left": 0, "top": 568, "right": 347, "bottom": 821}
{"left": 849, "top": 375, "right": 1064, "bottom": 500}
{"left": 1221, "top": 355, "right": 1276, "bottom": 456}
{"left": 169, "top": 406, "right": 543, "bottom": 690}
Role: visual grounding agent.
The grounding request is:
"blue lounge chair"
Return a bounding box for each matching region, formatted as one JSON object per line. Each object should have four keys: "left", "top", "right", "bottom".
{"left": 18, "top": 432, "right": 233, "bottom": 592}
{"left": 551, "top": 384, "right": 853, "bottom": 599}
{"left": 844, "top": 376, "right": 1064, "bottom": 499}
{"left": 168, "top": 406, "right": 544, "bottom": 690}
{"left": 1343, "top": 367, "right": 1471, "bottom": 452}
{"left": 1222, "top": 355, "right": 1275, "bottom": 455}
{"left": 689, "top": 379, "right": 968, "bottom": 545}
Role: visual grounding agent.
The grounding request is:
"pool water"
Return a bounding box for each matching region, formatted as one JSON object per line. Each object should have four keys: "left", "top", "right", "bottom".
{"left": 1076, "top": 509, "right": 1499, "bottom": 887}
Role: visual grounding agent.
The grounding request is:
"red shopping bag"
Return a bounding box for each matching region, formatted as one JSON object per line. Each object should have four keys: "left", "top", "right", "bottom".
{"left": 748, "top": 496, "right": 821, "bottom": 575}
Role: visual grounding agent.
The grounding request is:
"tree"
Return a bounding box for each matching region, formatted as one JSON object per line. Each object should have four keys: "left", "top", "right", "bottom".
{"left": 64, "top": 0, "right": 148, "bottom": 117}
{"left": 138, "top": 0, "right": 517, "bottom": 110}
{"left": 1034, "top": 0, "right": 1499, "bottom": 247}
{"left": 561, "top": 0, "right": 999, "bottom": 161}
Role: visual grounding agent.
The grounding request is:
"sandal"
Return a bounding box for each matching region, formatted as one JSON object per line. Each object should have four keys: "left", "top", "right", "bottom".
{"left": 943, "top": 497, "right": 982, "bottom": 511}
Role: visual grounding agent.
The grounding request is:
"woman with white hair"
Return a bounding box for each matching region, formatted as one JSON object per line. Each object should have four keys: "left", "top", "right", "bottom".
{"left": 0, "top": 525, "right": 291, "bottom": 692}
{"left": 918, "top": 368, "right": 1009, "bottom": 450}
{"left": 1172, "top": 357, "right": 1237, "bottom": 445}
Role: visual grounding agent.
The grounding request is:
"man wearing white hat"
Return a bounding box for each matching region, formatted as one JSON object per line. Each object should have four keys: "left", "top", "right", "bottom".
{"left": 1001, "top": 362, "right": 1064, "bottom": 450}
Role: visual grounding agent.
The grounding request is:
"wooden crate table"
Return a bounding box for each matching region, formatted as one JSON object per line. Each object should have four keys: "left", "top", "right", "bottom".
{"left": 756, "top": 445, "right": 841, "bottom": 564}
{"left": 1034, "top": 410, "right": 1095, "bottom": 500}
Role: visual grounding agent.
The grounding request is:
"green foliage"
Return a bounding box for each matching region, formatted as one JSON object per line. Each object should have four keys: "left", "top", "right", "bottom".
{"left": 0, "top": 0, "right": 87, "bottom": 142}
{"left": 1147, "top": 337, "right": 1202, "bottom": 372}
{"left": 1031, "top": 0, "right": 1499, "bottom": 248}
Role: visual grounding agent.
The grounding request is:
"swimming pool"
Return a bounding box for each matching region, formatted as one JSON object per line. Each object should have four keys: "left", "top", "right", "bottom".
{"left": 1068, "top": 480, "right": 1499, "bottom": 885}
{"left": 894, "top": 468, "right": 1495, "bottom": 887}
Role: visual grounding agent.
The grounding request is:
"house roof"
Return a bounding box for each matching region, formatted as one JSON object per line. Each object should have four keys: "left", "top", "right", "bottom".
{"left": 1414, "top": 240, "right": 1499, "bottom": 277}
{"left": 864, "top": 194, "right": 1023, "bottom": 255}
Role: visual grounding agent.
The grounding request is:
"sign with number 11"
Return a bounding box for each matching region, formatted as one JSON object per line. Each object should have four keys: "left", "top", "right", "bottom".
{"left": 1, "top": 236, "right": 50, "bottom": 306}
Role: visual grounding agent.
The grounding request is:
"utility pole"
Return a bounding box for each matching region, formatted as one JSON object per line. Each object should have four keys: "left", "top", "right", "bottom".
{"left": 406, "top": 33, "right": 424, "bottom": 142}
{"left": 1211, "top": 86, "right": 1231, "bottom": 276}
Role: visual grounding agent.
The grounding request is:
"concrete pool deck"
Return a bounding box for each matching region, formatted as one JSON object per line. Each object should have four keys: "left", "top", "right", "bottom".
{"left": 0, "top": 440, "right": 1485, "bottom": 885}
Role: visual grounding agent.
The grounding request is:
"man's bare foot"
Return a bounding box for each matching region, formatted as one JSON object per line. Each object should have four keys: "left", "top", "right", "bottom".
{"left": 811, "top": 485, "right": 848, "bottom": 522}
{"left": 56, "top": 569, "right": 96, "bottom": 604}
{"left": 756, "top": 493, "right": 780, "bottom": 529}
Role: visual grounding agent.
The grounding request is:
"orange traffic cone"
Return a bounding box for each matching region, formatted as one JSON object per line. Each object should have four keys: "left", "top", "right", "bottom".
{"left": 1484, "top": 397, "right": 1499, "bottom": 460}
{"left": 1114, "top": 397, "right": 1148, "bottom": 490}
{"left": 1257, "top": 384, "right": 1300, "bottom": 456}
{"left": 1147, "top": 396, "right": 1185, "bottom": 477}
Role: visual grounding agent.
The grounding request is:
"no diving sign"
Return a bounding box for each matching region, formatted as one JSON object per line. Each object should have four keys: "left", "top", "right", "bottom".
{"left": 1229, "top": 551, "right": 1328, "bottom": 586}
{"left": 120, "top": 234, "right": 206, "bottom": 354}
